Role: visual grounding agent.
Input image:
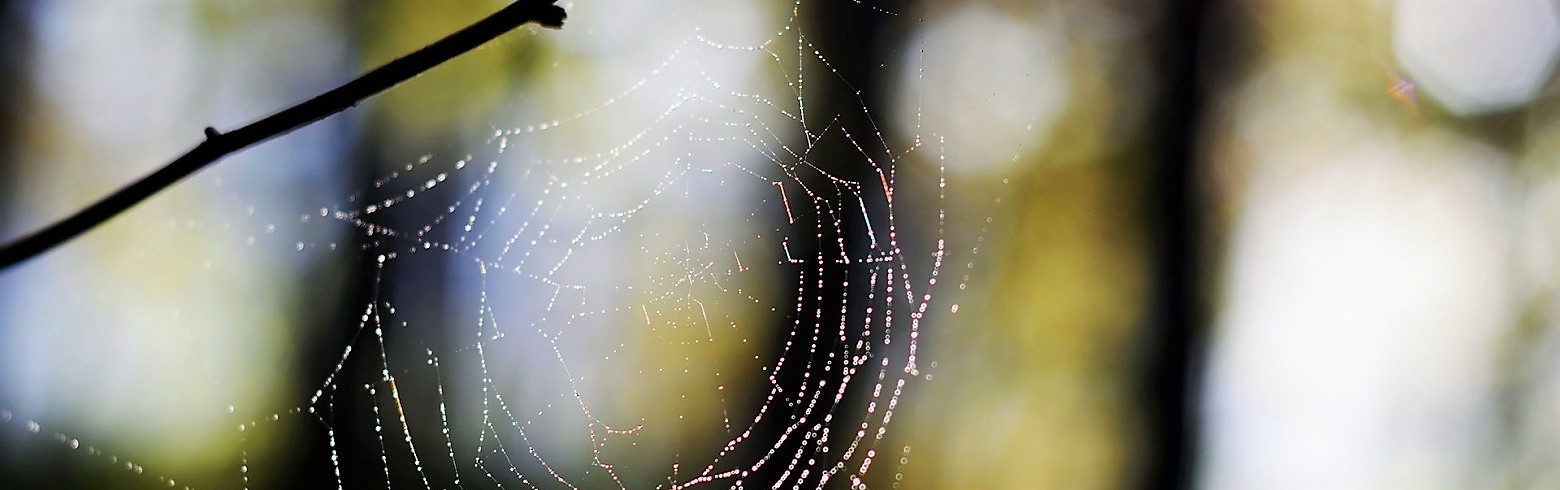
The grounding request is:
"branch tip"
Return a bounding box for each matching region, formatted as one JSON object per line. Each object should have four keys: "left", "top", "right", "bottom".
{"left": 521, "top": 0, "right": 567, "bottom": 29}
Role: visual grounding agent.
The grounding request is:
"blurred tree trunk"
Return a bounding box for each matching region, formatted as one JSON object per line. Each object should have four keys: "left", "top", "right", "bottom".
{"left": 1135, "top": 0, "right": 1236, "bottom": 488}
{"left": 0, "top": 2, "right": 28, "bottom": 238}
{"left": 734, "top": 2, "right": 920, "bottom": 487}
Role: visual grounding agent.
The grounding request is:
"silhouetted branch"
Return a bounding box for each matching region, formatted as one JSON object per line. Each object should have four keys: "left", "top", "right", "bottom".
{"left": 0, "top": 0, "right": 566, "bottom": 271}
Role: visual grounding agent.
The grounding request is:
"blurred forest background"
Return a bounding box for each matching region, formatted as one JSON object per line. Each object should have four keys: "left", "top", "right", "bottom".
{"left": 0, "top": 0, "right": 1559, "bottom": 489}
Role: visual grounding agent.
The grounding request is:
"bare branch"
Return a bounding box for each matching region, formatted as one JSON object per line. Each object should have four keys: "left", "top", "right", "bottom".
{"left": 0, "top": 0, "right": 566, "bottom": 271}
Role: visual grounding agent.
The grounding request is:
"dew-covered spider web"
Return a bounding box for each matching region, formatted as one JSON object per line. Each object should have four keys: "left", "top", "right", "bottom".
{"left": 0, "top": 0, "right": 1006, "bottom": 488}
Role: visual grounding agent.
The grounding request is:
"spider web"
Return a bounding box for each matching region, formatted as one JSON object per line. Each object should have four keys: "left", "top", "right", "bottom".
{"left": 0, "top": 0, "right": 992, "bottom": 488}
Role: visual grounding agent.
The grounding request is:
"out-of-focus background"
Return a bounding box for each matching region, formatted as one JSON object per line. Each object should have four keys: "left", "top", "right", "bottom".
{"left": 0, "top": 0, "right": 1557, "bottom": 488}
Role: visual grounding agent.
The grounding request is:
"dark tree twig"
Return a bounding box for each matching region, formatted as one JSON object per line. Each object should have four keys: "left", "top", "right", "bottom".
{"left": 0, "top": 0, "right": 566, "bottom": 271}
